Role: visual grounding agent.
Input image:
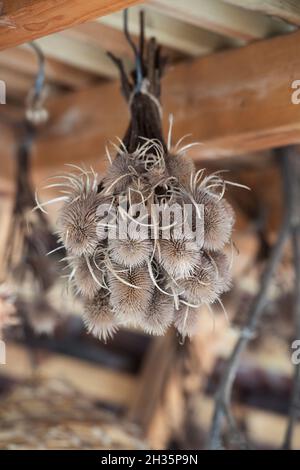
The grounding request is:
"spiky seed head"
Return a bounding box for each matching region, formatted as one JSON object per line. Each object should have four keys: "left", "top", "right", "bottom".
{"left": 158, "top": 238, "right": 200, "bottom": 279}
{"left": 83, "top": 290, "right": 119, "bottom": 342}
{"left": 193, "top": 189, "right": 235, "bottom": 250}
{"left": 165, "top": 153, "right": 195, "bottom": 188}
{"left": 108, "top": 264, "right": 153, "bottom": 325}
{"left": 108, "top": 208, "right": 151, "bottom": 268}
{"left": 103, "top": 154, "right": 134, "bottom": 194}
{"left": 72, "top": 250, "right": 105, "bottom": 299}
{"left": 109, "top": 237, "right": 152, "bottom": 268}
{"left": 178, "top": 253, "right": 219, "bottom": 304}
{"left": 174, "top": 304, "right": 200, "bottom": 338}
{"left": 57, "top": 191, "right": 104, "bottom": 256}
{"left": 209, "top": 251, "right": 232, "bottom": 294}
{"left": 141, "top": 290, "right": 174, "bottom": 336}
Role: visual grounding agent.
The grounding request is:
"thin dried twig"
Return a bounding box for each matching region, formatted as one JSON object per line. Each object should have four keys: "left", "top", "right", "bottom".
{"left": 208, "top": 147, "right": 298, "bottom": 449}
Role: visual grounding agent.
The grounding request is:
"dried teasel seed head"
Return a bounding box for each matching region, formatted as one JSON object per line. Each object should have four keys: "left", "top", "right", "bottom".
{"left": 177, "top": 253, "right": 219, "bottom": 305}
{"left": 103, "top": 153, "right": 135, "bottom": 194}
{"left": 193, "top": 189, "right": 235, "bottom": 250}
{"left": 174, "top": 304, "right": 200, "bottom": 338}
{"left": 108, "top": 263, "right": 153, "bottom": 325}
{"left": 109, "top": 237, "right": 152, "bottom": 268}
{"left": 83, "top": 290, "right": 119, "bottom": 342}
{"left": 208, "top": 251, "right": 232, "bottom": 295}
{"left": 72, "top": 250, "right": 106, "bottom": 299}
{"left": 165, "top": 153, "right": 195, "bottom": 188}
{"left": 141, "top": 290, "right": 174, "bottom": 336}
{"left": 57, "top": 190, "right": 104, "bottom": 256}
{"left": 158, "top": 237, "right": 200, "bottom": 279}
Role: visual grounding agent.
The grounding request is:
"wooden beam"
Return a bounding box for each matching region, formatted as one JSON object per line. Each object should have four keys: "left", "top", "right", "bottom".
{"left": 150, "top": 0, "right": 294, "bottom": 41}
{"left": 161, "top": 28, "right": 300, "bottom": 158}
{"left": 0, "top": 0, "right": 143, "bottom": 51}
{"left": 98, "top": 5, "right": 238, "bottom": 57}
{"left": 224, "top": 0, "right": 300, "bottom": 26}
{"left": 33, "top": 33, "right": 124, "bottom": 78}
{"left": 3, "top": 28, "right": 300, "bottom": 173}
{"left": 128, "top": 331, "right": 176, "bottom": 431}
{"left": 0, "top": 67, "right": 36, "bottom": 99}
{"left": 0, "top": 47, "right": 98, "bottom": 89}
{"left": 3, "top": 342, "right": 137, "bottom": 407}
{"left": 64, "top": 21, "right": 137, "bottom": 59}
{"left": 64, "top": 21, "right": 184, "bottom": 63}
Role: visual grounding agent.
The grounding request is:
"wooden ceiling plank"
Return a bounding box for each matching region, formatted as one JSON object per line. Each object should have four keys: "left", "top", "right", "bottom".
{"left": 2, "top": 28, "right": 300, "bottom": 174}
{"left": 97, "top": 5, "right": 238, "bottom": 57}
{"left": 150, "top": 0, "right": 294, "bottom": 41}
{"left": 64, "top": 21, "right": 184, "bottom": 63}
{"left": 224, "top": 0, "right": 300, "bottom": 26}
{"left": 32, "top": 33, "right": 124, "bottom": 78}
{"left": 0, "top": 0, "right": 143, "bottom": 50}
{"left": 0, "top": 68, "right": 35, "bottom": 99}
{"left": 0, "top": 47, "right": 98, "bottom": 89}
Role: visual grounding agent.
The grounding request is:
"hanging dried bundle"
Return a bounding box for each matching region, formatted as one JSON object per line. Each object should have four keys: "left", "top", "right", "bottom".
{"left": 0, "top": 284, "right": 18, "bottom": 338}
{"left": 53, "top": 11, "right": 241, "bottom": 340}
{"left": 4, "top": 127, "right": 64, "bottom": 336}
{"left": 6, "top": 140, "right": 56, "bottom": 279}
{"left": 4, "top": 42, "right": 66, "bottom": 337}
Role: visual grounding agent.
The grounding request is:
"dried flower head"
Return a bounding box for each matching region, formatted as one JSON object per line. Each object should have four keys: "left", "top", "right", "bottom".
{"left": 142, "top": 290, "right": 174, "bottom": 335}
{"left": 165, "top": 153, "right": 195, "bottom": 188}
{"left": 193, "top": 188, "right": 235, "bottom": 251}
{"left": 178, "top": 253, "right": 219, "bottom": 305}
{"left": 209, "top": 251, "right": 232, "bottom": 294}
{"left": 72, "top": 249, "right": 106, "bottom": 299}
{"left": 103, "top": 153, "right": 135, "bottom": 194}
{"left": 109, "top": 237, "right": 152, "bottom": 268}
{"left": 57, "top": 191, "right": 103, "bottom": 257}
{"left": 158, "top": 237, "right": 200, "bottom": 279}
{"left": 108, "top": 263, "right": 153, "bottom": 325}
{"left": 83, "top": 290, "right": 119, "bottom": 342}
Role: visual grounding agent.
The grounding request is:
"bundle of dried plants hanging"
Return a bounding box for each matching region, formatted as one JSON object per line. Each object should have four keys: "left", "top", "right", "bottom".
{"left": 0, "top": 284, "right": 18, "bottom": 339}
{"left": 54, "top": 11, "right": 241, "bottom": 342}
{"left": 4, "top": 43, "right": 62, "bottom": 336}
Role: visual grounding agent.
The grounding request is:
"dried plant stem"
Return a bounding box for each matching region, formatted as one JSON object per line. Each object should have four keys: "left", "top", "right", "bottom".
{"left": 208, "top": 147, "right": 297, "bottom": 450}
